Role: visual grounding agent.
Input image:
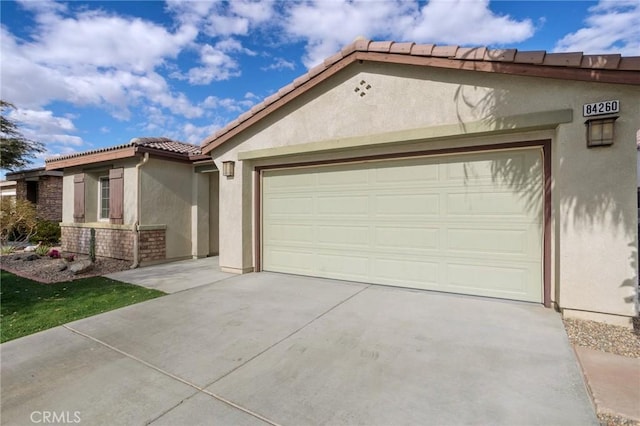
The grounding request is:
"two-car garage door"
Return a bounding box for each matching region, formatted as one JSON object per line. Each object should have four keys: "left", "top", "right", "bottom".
{"left": 262, "top": 148, "right": 544, "bottom": 303}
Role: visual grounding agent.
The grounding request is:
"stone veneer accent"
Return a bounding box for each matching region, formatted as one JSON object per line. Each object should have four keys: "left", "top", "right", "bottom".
{"left": 15, "top": 175, "right": 63, "bottom": 222}
{"left": 61, "top": 224, "right": 166, "bottom": 262}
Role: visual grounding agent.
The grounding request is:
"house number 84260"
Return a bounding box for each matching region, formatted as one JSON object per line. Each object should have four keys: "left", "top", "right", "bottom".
{"left": 583, "top": 100, "right": 619, "bottom": 117}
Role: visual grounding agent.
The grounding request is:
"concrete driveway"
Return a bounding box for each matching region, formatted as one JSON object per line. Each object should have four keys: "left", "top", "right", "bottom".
{"left": 1, "top": 272, "right": 597, "bottom": 425}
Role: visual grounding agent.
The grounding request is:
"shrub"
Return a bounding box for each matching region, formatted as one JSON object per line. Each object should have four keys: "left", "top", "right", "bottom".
{"left": 48, "top": 249, "right": 61, "bottom": 259}
{"left": 1, "top": 245, "right": 16, "bottom": 255}
{"left": 34, "top": 244, "right": 51, "bottom": 256}
{"left": 0, "top": 199, "right": 38, "bottom": 244}
{"left": 32, "top": 220, "right": 61, "bottom": 245}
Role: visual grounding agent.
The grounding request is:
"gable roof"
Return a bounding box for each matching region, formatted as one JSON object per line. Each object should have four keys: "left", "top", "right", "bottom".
{"left": 201, "top": 39, "right": 640, "bottom": 154}
{"left": 46, "top": 137, "right": 203, "bottom": 170}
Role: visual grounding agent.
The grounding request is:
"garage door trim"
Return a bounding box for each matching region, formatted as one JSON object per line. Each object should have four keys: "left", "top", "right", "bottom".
{"left": 254, "top": 139, "right": 551, "bottom": 306}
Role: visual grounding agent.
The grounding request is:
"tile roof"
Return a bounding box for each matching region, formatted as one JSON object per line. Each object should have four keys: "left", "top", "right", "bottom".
{"left": 46, "top": 137, "right": 201, "bottom": 164}
{"left": 201, "top": 39, "right": 640, "bottom": 152}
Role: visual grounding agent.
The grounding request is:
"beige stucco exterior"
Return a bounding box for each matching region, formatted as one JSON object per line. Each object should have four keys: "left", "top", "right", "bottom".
{"left": 60, "top": 156, "right": 217, "bottom": 263}
{"left": 210, "top": 62, "right": 639, "bottom": 325}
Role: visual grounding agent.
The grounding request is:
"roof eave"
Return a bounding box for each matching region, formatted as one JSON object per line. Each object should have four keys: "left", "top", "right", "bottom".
{"left": 45, "top": 147, "right": 137, "bottom": 170}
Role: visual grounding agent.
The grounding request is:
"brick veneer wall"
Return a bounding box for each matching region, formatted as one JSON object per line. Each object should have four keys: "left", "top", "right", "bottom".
{"left": 139, "top": 229, "right": 166, "bottom": 262}
{"left": 62, "top": 226, "right": 134, "bottom": 260}
{"left": 61, "top": 225, "right": 166, "bottom": 262}
{"left": 38, "top": 176, "right": 63, "bottom": 222}
{"left": 15, "top": 176, "right": 63, "bottom": 222}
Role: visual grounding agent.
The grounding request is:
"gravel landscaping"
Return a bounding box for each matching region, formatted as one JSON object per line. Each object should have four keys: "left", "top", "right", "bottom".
{"left": 0, "top": 251, "right": 130, "bottom": 283}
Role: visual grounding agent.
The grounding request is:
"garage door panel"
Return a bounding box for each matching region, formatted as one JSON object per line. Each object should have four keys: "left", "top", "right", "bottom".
{"left": 375, "top": 226, "right": 440, "bottom": 250}
{"left": 446, "top": 191, "right": 537, "bottom": 216}
{"left": 317, "top": 225, "right": 370, "bottom": 247}
{"left": 373, "top": 257, "right": 440, "bottom": 288}
{"left": 374, "top": 194, "right": 439, "bottom": 217}
{"left": 374, "top": 162, "right": 439, "bottom": 184}
{"left": 264, "top": 249, "right": 315, "bottom": 275}
{"left": 264, "top": 196, "right": 313, "bottom": 216}
{"left": 266, "top": 224, "right": 314, "bottom": 244}
{"left": 317, "top": 168, "right": 369, "bottom": 186}
{"left": 262, "top": 148, "right": 543, "bottom": 303}
{"left": 317, "top": 195, "right": 369, "bottom": 216}
{"left": 447, "top": 228, "right": 527, "bottom": 255}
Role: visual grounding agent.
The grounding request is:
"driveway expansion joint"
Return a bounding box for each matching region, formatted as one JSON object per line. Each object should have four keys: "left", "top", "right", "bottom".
{"left": 62, "top": 325, "right": 281, "bottom": 426}
{"left": 202, "top": 283, "right": 372, "bottom": 391}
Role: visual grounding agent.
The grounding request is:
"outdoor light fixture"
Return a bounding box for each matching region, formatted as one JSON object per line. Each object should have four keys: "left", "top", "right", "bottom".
{"left": 585, "top": 117, "right": 617, "bottom": 148}
{"left": 222, "top": 160, "right": 235, "bottom": 177}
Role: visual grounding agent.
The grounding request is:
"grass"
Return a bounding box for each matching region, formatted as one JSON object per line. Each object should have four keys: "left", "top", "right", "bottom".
{"left": 0, "top": 270, "right": 165, "bottom": 343}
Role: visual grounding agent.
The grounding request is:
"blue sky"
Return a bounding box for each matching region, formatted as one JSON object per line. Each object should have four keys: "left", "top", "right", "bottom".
{"left": 1, "top": 0, "right": 639, "bottom": 173}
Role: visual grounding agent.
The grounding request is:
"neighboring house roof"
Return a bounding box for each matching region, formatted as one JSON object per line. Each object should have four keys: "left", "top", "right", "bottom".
{"left": 5, "top": 167, "right": 63, "bottom": 180}
{"left": 45, "top": 137, "right": 205, "bottom": 170}
{"left": 201, "top": 39, "right": 640, "bottom": 154}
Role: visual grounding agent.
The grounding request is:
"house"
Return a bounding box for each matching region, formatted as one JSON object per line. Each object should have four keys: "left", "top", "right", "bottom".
{"left": 4, "top": 167, "right": 63, "bottom": 222}
{"left": 45, "top": 137, "right": 218, "bottom": 266}
{"left": 47, "top": 40, "right": 639, "bottom": 327}
{"left": 200, "top": 40, "right": 639, "bottom": 327}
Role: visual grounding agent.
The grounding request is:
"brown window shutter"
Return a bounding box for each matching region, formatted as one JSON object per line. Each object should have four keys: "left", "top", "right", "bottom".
{"left": 109, "top": 168, "right": 124, "bottom": 224}
{"left": 73, "top": 174, "right": 85, "bottom": 223}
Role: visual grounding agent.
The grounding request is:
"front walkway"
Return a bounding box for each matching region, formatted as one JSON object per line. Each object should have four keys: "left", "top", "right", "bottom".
{"left": 106, "top": 256, "right": 233, "bottom": 293}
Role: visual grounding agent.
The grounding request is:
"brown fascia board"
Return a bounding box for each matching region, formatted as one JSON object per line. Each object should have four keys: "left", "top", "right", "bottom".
{"left": 45, "top": 147, "right": 137, "bottom": 170}
{"left": 45, "top": 146, "right": 201, "bottom": 171}
{"left": 201, "top": 50, "right": 640, "bottom": 154}
{"left": 5, "top": 168, "right": 63, "bottom": 180}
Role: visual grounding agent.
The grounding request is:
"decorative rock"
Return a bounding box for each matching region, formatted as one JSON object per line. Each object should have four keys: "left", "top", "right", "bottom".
{"left": 56, "top": 260, "right": 68, "bottom": 272}
{"left": 23, "top": 254, "right": 39, "bottom": 261}
{"left": 69, "top": 259, "right": 93, "bottom": 275}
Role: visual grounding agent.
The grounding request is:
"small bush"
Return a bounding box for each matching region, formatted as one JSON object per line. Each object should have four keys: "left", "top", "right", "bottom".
{"left": 1, "top": 245, "right": 16, "bottom": 255}
{"left": 48, "top": 249, "right": 61, "bottom": 259}
{"left": 34, "top": 244, "right": 51, "bottom": 256}
{"left": 0, "top": 199, "right": 38, "bottom": 244}
{"left": 32, "top": 220, "right": 61, "bottom": 245}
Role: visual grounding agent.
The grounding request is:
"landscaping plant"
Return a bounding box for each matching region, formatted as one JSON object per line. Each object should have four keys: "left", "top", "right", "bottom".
{"left": 32, "top": 220, "right": 61, "bottom": 245}
{"left": 0, "top": 198, "right": 38, "bottom": 244}
{"left": 34, "top": 244, "right": 51, "bottom": 256}
{"left": 89, "top": 228, "right": 96, "bottom": 262}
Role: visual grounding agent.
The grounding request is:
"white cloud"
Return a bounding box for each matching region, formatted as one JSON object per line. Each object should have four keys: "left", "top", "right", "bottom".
{"left": 284, "top": 0, "right": 535, "bottom": 68}
{"left": 182, "top": 122, "right": 221, "bottom": 145}
{"left": 8, "top": 108, "right": 76, "bottom": 134}
{"left": 1, "top": 3, "right": 201, "bottom": 120}
{"left": 404, "top": 0, "right": 534, "bottom": 45}
{"left": 554, "top": 0, "right": 640, "bottom": 55}
{"left": 6, "top": 107, "right": 85, "bottom": 158}
{"left": 201, "top": 95, "right": 254, "bottom": 112}
{"left": 261, "top": 57, "right": 296, "bottom": 71}
{"left": 179, "top": 39, "right": 257, "bottom": 85}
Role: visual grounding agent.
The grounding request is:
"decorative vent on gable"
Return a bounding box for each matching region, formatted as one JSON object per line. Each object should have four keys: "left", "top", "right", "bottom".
{"left": 354, "top": 80, "right": 372, "bottom": 97}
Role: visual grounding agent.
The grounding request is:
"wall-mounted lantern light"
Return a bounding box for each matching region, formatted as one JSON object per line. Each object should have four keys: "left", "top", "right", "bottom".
{"left": 585, "top": 117, "right": 617, "bottom": 148}
{"left": 222, "top": 160, "right": 235, "bottom": 178}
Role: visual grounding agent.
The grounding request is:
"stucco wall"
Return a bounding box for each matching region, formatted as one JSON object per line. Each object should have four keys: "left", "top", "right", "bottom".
{"left": 211, "top": 62, "right": 639, "bottom": 322}
{"left": 61, "top": 160, "right": 138, "bottom": 225}
{"left": 209, "top": 171, "right": 220, "bottom": 255}
{"left": 140, "top": 157, "right": 193, "bottom": 260}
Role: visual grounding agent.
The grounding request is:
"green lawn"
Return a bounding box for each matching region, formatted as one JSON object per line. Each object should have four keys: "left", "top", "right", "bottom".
{"left": 0, "top": 270, "right": 165, "bottom": 343}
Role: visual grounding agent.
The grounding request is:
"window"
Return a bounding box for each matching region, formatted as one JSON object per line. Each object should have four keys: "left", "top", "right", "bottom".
{"left": 99, "top": 176, "right": 110, "bottom": 220}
